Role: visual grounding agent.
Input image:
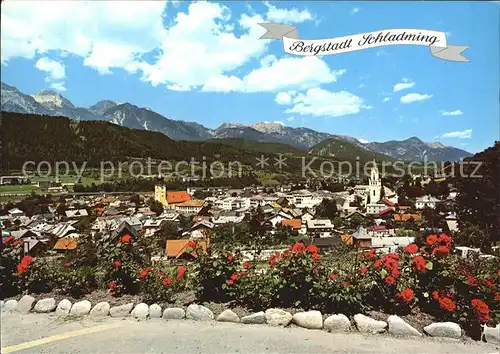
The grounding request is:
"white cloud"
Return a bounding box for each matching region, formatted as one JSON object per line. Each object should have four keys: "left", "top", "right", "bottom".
{"left": 393, "top": 78, "right": 415, "bottom": 92}
{"left": 203, "top": 56, "right": 346, "bottom": 93}
{"left": 441, "top": 109, "right": 463, "bottom": 116}
{"left": 400, "top": 93, "right": 433, "bottom": 104}
{"left": 34, "top": 57, "right": 66, "bottom": 91}
{"left": 35, "top": 57, "right": 65, "bottom": 80}
{"left": 275, "top": 91, "right": 292, "bottom": 105}
{"left": 278, "top": 88, "right": 371, "bottom": 118}
{"left": 441, "top": 129, "right": 472, "bottom": 139}
{"left": 264, "top": 2, "right": 313, "bottom": 23}
{"left": 1, "top": 0, "right": 168, "bottom": 73}
{"left": 383, "top": 97, "right": 391, "bottom": 102}
{"left": 49, "top": 82, "right": 67, "bottom": 92}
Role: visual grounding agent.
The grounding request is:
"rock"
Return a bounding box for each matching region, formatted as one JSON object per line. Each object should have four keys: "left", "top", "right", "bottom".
{"left": 131, "top": 303, "right": 149, "bottom": 320}
{"left": 186, "top": 304, "right": 214, "bottom": 321}
{"left": 70, "top": 300, "right": 91, "bottom": 317}
{"left": 387, "top": 315, "right": 422, "bottom": 336}
{"left": 424, "top": 322, "right": 462, "bottom": 339}
{"left": 162, "top": 308, "right": 185, "bottom": 320}
{"left": 482, "top": 324, "right": 500, "bottom": 345}
{"left": 3, "top": 299, "right": 18, "bottom": 312}
{"left": 323, "top": 314, "right": 351, "bottom": 332}
{"left": 109, "top": 303, "right": 134, "bottom": 317}
{"left": 217, "top": 309, "right": 240, "bottom": 323}
{"left": 149, "top": 304, "right": 162, "bottom": 318}
{"left": 56, "top": 299, "right": 72, "bottom": 316}
{"left": 265, "top": 308, "right": 292, "bottom": 327}
{"left": 89, "top": 302, "right": 110, "bottom": 317}
{"left": 354, "top": 314, "right": 387, "bottom": 334}
{"left": 241, "top": 312, "right": 266, "bottom": 324}
{"left": 16, "top": 295, "right": 36, "bottom": 313}
{"left": 292, "top": 311, "right": 323, "bottom": 329}
{"left": 34, "top": 298, "right": 57, "bottom": 313}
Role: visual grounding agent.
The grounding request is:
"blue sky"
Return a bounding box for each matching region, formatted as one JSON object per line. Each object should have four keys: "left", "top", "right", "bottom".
{"left": 1, "top": 1, "right": 499, "bottom": 153}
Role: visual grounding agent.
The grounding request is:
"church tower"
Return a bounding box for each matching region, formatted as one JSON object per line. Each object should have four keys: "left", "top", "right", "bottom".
{"left": 368, "top": 159, "right": 381, "bottom": 203}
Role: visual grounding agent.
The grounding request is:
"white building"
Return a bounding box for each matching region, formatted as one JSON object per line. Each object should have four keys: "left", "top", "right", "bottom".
{"left": 416, "top": 195, "right": 440, "bottom": 209}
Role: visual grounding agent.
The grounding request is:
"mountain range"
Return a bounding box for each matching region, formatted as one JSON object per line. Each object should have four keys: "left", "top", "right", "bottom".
{"left": 1, "top": 81, "right": 472, "bottom": 162}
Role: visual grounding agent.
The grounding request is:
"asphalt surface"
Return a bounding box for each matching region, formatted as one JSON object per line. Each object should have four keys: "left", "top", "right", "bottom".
{"left": 1, "top": 312, "right": 499, "bottom": 353}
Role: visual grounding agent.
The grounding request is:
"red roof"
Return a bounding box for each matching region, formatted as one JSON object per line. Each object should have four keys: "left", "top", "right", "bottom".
{"left": 282, "top": 219, "right": 302, "bottom": 230}
{"left": 379, "top": 207, "right": 395, "bottom": 216}
{"left": 369, "top": 225, "right": 387, "bottom": 231}
{"left": 166, "top": 191, "right": 191, "bottom": 204}
{"left": 381, "top": 198, "right": 395, "bottom": 207}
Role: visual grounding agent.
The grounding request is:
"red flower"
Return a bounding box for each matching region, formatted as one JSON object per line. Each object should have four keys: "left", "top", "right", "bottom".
{"left": 387, "top": 253, "right": 400, "bottom": 261}
{"left": 438, "top": 233, "right": 452, "bottom": 246}
{"left": 312, "top": 253, "right": 320, "bottom": 261}
{"left": 330, "top": 273, "right": 339, "bottom": 280}
{"left": 113, "top": 260, "right": 121, "bottom": 269}
{"left": 268, "top": 252, "right": 281, "bottom": 267}
{"left": 240, "top": 270, "right": 248, "bottom": 276}
{"left": 363, "top": 249, "right": 376, "bottom": 260}
{"left": 495, "top": 292, "right": 500, "bottom": 301}
{"left": 138, "top": 267, "right": 151, "bottom": 279}
{"left": 109, "top": 281, "right": 117, "bottom": 291}
{"left": 177, "top": 265, "right": 187, "bottom": 281}
{"left": 391, "top": 268, "right": 400, "bottom": 278}
{"left": 230, "top": 273, "right": 239, "bottom": 281}
{"left": 227, "top": 253, "right": 233, "bottom": 263}
{"left": 438, "top": 297, "right": 456, "bottom": 312}
{"left": 360, "top": 266, "right": 368, "bottom": 274}
{"left": 226, "top": 279, "right": 234, "bottom": 286}
{"left": 306, "top": 244, "right": 318, "bottom": 254}
{"left": 17, "top": 256, "right": 33, "bottom": 274}
{"left": 292, "top": 241, "right": 306, "bottom": 254}
{"left": 480, "top": 277, "right": 494, "bottom": 290}
{"left": 413, "top": 255, "right": 427, "bottom": 272}
{"left": 404, "top": 244, "right": 418, "bottom": 254}
{"left": 64, "top": 262, "right": 73, "bottom": 267}
{"left": 162, "top": 277, "right": 171, "bottom": 287}
{"left": 187, "top": 240, "right": 198, "bottom": 248}
{"left": 374, "top": 259, "right": 383, "bottom": 269}
{"left": 385, "top": 276, "right": 395, "bottom": 285}
{"left": 426, "top": 234, "right": 438, "bottom": 246}
{"left": 466, "top": 275, "right": 478, "bottom": 286}
{"left": 242, "top": 261, "right": 252, "bottom": 269}
{"left": 397, "top": 288, "right": 414, "bottom": 303}
{"left": 432, "top": 246, "right": 450, "bottom": 257}
{"left": 12, "top": 240, "right": 23, "bottom": 247}
{"left": 3, "top": 235, "right": 14, "bottom": 245}
{"left": 432, "top": 290, "right": 440, "bottom": 300}
{"left": 341, "top": 281, "right": 349, "bottom": 287}
{"left": 120, "top": 234, "right": 131, "bottom": 243}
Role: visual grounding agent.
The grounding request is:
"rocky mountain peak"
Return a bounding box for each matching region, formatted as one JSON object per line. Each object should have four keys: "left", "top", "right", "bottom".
{"left": 31, "top": 90, "right": 75, "bottom": 109}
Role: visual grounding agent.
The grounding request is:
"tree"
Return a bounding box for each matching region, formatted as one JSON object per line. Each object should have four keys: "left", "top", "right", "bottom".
{"left": 249, "top": 205, "right": 265, "bottom": 237}
{"left": 380, "top": 178, "right": 385, "bottom": 199}
{"left": 149, "top": 200, "right": 164, "bottom": 216}
{"left": 453, "top": 225, "right": 491, "bottom": 252}
{"left": 129, "top": 194, "right": 141, "bottom": 206}
{"left": 316, "top": 199, "right": 338, "bottom": 219}
{"left": 454, "top": 143, "right": 500, "bottom": 247}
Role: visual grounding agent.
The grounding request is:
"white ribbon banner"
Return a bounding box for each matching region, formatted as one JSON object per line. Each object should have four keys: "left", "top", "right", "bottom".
{"left": 259, "top": 23, "right": 469, "bottom": 62}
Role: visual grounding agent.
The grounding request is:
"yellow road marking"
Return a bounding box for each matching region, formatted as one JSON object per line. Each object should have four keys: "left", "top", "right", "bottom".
{"left": 1, "top": 322, "right": 121, "bottom": 353}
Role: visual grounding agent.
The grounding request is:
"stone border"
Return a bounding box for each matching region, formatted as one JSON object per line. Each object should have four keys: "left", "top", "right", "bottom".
{"left": 2, "top": 296, "right": 498, "bottom": 344}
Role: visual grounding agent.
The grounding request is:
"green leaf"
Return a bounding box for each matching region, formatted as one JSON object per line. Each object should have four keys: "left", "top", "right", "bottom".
{"left": 425, "top": 261, "right": 433, "bottom": 270}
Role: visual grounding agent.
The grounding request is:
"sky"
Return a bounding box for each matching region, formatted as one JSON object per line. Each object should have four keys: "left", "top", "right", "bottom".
{"left": 1, "top": 0, "right": 499, "bottom": 153}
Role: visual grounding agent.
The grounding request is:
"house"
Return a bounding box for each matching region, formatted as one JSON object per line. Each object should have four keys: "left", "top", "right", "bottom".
{"left": 8, "top": 208, "right": 25, "bottom": 217}
{"left": 267, "top": 211, "right": 294, "bottom": 227}
{"left": 211, "top": 211, "right": 245, "bottom": 224}
{"left": 378, "top": 207, "right": 396, "bottom": 219}
{"left": 154, "top": 186, "right": 192, "bottom": 208}
{"left": 371, "top": 237, "right": 415, "bottom": 252}
{"left": 344, "top": 211, "right": 366, "bottom": 220}
{"left": 281, "top": 219, "right": 303, "bottom": 233}
{"left": 313, "top": 236, "right": 342, "bottom": 253}
{"left": 174, "top": 200, "right": 205, "bottom": 214}
{"left": 165, "top": 239, "right": 209, "bottom": 259}
{"left": 415, "top": 195, "right": 440, "bottom": 209}
{"left": 368, "top": 225, "right": 392, "bottom": 236}
{"left": 300, "top": 209, "right": 315, "bottom": 222}
{"left": 306, "top": 219, "right": 334, "bottom": 238}
{"left": 394, "top": 214, "right": 421, "bottom": 222}
{"left": 143, "top": 219, "right": 167, "bottom": 237}
{"left": 65, "top": 209, "right": 89, "bottom": 219}
{"left": 110, "top": 220, "right": 140, "bottom": 242}
{"left": 352, "top": 225, "right": 371, "bottom": 249}
{"left": 53, "top": 237, "right": 78, "bottom": 252}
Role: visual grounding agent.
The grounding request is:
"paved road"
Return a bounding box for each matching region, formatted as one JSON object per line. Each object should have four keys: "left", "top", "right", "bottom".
{"left": 1, "top": 313, "right": 498, "bottom": 353}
